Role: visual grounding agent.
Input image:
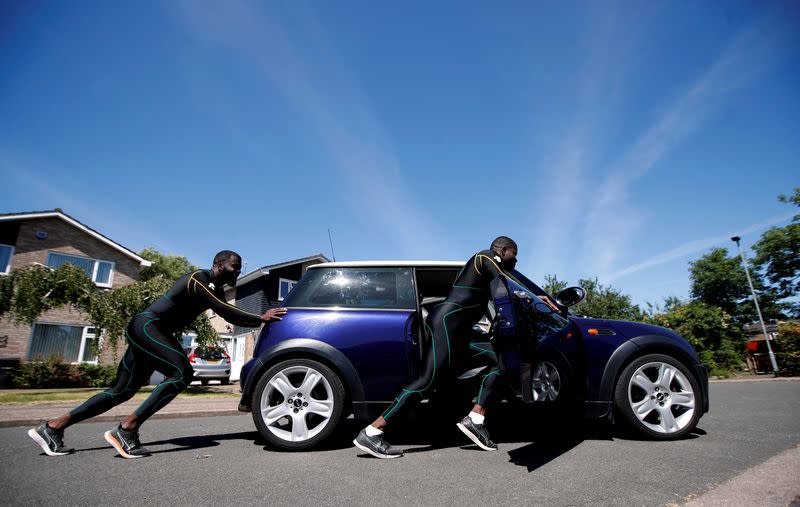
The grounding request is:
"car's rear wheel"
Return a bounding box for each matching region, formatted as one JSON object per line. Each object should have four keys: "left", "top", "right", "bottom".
{"left": 252, "top": 358, "right": 345, "bottom": 450}
{"left": 613, "top": 353, "right": 702, "bottom": 440}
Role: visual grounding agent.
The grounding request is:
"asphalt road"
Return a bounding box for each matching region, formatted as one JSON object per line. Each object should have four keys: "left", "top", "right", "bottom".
{"left": 2, "top": 380, "right": 798, "bottom": 506}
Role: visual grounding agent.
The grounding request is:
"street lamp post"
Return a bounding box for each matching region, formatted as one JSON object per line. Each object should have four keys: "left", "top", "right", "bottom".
{"left": 731, "top": 235, "right": 779, "bottom": 374}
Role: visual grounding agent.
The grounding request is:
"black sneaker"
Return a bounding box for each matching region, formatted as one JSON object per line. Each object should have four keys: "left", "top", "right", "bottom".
{"left": 104, "top": 425, "right": 151, "bottom": 459}
{"left": 27, "top": 422, "right": 74, "bottom": 456}
{"left": 456, "top": 416, "right": 498, "bottom": 451}
{"left": 353, "top": 429, "right": 404, "bottom": 459}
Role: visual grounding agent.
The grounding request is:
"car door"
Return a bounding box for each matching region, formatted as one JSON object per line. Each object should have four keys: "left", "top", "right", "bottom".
{"left": 495, "top": 277, "right": 572, "bottom": 400}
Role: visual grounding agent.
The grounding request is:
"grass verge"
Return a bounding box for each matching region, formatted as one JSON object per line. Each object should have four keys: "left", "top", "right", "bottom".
{"left": 0, "top": 386, "right": 238, "bottom": 404}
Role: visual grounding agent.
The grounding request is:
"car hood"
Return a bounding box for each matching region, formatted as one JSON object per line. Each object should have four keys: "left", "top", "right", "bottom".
{"left": 571, "top": 316, "right": 683, "bottom": 341}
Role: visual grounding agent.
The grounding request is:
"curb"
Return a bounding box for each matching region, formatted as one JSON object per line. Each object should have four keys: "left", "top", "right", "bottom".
{"left": 0, "top": 408, "right": 245, "bottom": 428}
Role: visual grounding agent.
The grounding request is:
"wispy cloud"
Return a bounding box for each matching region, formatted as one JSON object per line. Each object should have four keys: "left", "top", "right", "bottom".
{"left": 176, "top": 0, "right": 448, "bottom": 258}
{"left": 605, "top": 211, "right": 795, "bottom": 282}
{"left": 582, "top": 4, "right": 791, "bottom": 279}
{"left": 1, "top": 155, "right": 179, "bottom": 254}
{"left": 526, "top": 1, "right": 649, "bottom": 275}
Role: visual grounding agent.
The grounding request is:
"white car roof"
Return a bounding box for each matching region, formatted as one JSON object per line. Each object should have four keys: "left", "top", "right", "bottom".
{"left": 308, "top": 261, "right": 464, "bottom": 269}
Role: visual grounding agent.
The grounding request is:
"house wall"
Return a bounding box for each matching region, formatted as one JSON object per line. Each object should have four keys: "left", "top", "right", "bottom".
{"left": 0, "top": 216, "right": 143, "bottom": 363}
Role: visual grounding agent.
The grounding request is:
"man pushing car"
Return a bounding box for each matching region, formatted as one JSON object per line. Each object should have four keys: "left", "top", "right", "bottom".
{"left": 28, "top": 250, "right": 286, "bottom": 459}
{"left": 353, "top": 236, "right": 559, "bottom": 458}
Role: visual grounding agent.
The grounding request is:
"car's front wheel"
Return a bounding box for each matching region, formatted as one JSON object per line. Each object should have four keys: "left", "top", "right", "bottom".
{"left": 613, "top": 354, "right": 702, "bottom": 440}
{"left": 252, "top": 358, "right": 345, "bottom": 450}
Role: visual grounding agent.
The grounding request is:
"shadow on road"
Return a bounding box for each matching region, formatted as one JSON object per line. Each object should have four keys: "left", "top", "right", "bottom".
{"left": 144, "top": 431, "right": 261, "bottom": 455}
{"left": 100, "top": 404, "right": 705, "bottom": 464}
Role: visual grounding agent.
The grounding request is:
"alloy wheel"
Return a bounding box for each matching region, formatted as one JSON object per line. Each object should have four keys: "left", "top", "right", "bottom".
{"left": 258, "top": 365, "right": 335, "bottom": 442}
{"left": 531, "top": 361, "right": 561, "bottom": 401}
{"left": 626, "top": 361, "right": 696, "bottom": 434}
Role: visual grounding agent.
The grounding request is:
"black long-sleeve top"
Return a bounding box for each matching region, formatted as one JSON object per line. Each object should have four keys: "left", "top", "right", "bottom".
{"left": 447, "top": 249, "right": 511, "bottom": 307}
{"left": 144, "top": 270, "right": 263, "bottom": 334}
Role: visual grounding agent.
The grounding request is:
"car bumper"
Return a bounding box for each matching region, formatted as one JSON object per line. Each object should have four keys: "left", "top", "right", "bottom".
{"left": 192, "top": 364, "right": 231, "bottom": 378}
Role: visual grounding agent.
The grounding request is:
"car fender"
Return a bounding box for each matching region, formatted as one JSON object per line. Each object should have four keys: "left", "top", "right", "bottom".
{"left": 596, "top": 334, "right": 705, "bottom": 405}
{"left": 241, "top": 338, "right": 365, "bottom": 408}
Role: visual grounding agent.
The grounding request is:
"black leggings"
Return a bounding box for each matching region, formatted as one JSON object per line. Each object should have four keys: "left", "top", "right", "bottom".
{"left": 68, "top": 312, "right": 193, "bottom": 425}
{"left": 381, "top": 302, "right": 505, "bottom": 421}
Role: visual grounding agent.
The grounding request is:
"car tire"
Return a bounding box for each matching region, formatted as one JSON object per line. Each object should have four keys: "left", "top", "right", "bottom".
{"left": 530, "top": 357, "right": 569, "bottom": 403}
{"left": 251, "top": 358, "right": 345, "bottom": 450}
{"left": 220, "top": 377, "right": 230, "bottom": 385}
{"left": 613, "top": 353, "right": 702, "bottom": 440}
{"left": 200, "top": 379, "right": 209, "bottom": 386}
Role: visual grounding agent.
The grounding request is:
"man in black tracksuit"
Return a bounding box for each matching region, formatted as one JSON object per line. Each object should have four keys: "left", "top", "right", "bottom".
{"left": 353, "top": 236, "right": 559, "bottom": 459}
{"left": 28, "top": 250, "right": 286, "bottom": 459}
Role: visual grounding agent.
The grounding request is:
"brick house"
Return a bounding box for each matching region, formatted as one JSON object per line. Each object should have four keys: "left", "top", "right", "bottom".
{"left": 0, "top": 210, "right": 151, "bottom": 368}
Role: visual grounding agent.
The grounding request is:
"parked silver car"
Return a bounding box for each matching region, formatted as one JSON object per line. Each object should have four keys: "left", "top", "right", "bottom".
{"left": 185, "top": 346, "right": 231, "bottom": 385}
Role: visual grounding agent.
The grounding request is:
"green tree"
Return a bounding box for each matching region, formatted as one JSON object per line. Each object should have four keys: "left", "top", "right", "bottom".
{"left": 138, "top": 247, "right": 197, "bottom": 282}
{"left": 689, "top": 248, "right": 784, "bottom": 322}
{"left": 752, "top": 187, "right": 800, "bottom": 316}
{"left": 689, "top": 248, "right": 749, "bottom": 315}
{"left": 542, "top": 274, "right": 568, "bottom": 296}
{"left": 646, "top": 300, "right": 745, "bottom": 376}
{"left": 544, "top": 275, "right": 645, "bottom": 321}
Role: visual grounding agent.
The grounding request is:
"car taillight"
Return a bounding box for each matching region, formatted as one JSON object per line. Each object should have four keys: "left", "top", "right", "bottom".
{"left": 188, "top": 353, "right": 198, "bottom": 363}
{"left": 224, "top": 351, "right": 230, "bottom": 364}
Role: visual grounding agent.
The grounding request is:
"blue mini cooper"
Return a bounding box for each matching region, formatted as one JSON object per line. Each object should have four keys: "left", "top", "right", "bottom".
{"left": 238, "top": 261, "right": 709, "bottom": 450}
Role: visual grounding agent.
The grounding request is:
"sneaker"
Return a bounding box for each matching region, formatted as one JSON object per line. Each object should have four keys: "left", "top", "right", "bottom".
{"left": 353, "top": 429, "right": 404, "bottom": 459}
{"left": 456, "top": 416, "right": 498, "bottom": 451}
{"left": 104, "top": 425, "right": 151, "bottom": 459}
{"left": 27, "top": 422, "right": 74, "bottom": 456}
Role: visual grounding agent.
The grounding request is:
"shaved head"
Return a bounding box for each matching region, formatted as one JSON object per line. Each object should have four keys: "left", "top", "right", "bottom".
{"left": 490, "top": 236, "right": 517, "bottom": 251}
{"left": 213, "top": 250, "right": 240, "bottom": 265}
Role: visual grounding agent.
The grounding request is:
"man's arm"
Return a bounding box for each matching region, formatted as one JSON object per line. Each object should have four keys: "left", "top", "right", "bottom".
{"left": 189, "top": 273, "right": 283, "bottom": 327}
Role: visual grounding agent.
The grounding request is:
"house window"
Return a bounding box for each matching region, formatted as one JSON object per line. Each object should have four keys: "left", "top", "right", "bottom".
{"left": 278, "top": 278, "right": 298, "bottom": 301}
{"left": 0, "top": 244, "right": 13, "bottom": 275}
{"left": 47, "top": 252, "right": 115, "bottom": 287}
{"left": 28, "top": 324, "right": 99, "bottom": 364}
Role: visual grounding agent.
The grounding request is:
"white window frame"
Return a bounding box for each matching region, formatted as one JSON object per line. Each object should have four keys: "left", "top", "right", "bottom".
{"left": 46, "top": 251, "right": 115, "bottom": 288}
{"left": 278, "top": 278, "right": 298, "bottom": 301}
{"left": 0, "top": 243, "right": 13, "bottom": 275}
{"left": 28, "top": 323, "right": 99, "bottom": 364}
{"left": 77, "top": 327, "right": 99, "bottom": 364}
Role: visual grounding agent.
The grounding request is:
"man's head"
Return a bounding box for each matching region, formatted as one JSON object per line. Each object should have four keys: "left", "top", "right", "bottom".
{"left": 212, "top": 250, "right": 242, "bottom": 286}
{"left": 490, "top": 236, "right": 518, "bottom": 270}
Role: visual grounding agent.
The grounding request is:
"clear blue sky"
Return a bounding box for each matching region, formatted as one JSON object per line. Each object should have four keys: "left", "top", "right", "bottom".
{"left": 1, "top": 1, "right": 798, "bottom": 308}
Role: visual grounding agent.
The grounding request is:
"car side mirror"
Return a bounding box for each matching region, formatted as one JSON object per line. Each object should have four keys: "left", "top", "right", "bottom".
{"left": 556, "top": 286, "right": 586, "bottom": 307}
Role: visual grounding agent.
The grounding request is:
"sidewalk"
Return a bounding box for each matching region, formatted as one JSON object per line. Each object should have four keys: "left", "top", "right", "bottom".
{"left": 0, "top": 383, "right": 244, "bottom": 428}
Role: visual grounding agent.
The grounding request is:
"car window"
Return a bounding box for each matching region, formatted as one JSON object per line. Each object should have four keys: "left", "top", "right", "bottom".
{"left": 506, "top": 279, "right": 570, "bottom": 335}
{"left": 282, "top": 267, "right": 415, "bottom": 310}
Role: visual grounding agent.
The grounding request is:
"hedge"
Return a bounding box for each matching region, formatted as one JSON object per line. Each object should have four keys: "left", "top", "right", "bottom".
{"left": 11, "top": 357, "right": 117, "bottom": 388}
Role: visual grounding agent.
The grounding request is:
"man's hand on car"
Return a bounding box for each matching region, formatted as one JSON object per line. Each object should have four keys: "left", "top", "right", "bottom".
{"left": 538, "top": 295, "right": 561, "bottom": 313}
{"left": 261, "top": 307, "right": 288, "bottom": 322}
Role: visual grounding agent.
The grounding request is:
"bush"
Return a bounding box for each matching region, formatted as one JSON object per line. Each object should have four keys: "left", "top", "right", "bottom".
{"left": 76, "top": 363, "right": 117, "bottom": 387}
{"left": 776, "top": 352, "right": 800, "bottom": 377}
{"left": 11, "top": 357, "right": 80, "bottom": 388}
{"left": 776, "top": 321, "right": 800, "bottom": 377}
{"left": 11, "top": 358, "right": 118, "bottom": 388}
